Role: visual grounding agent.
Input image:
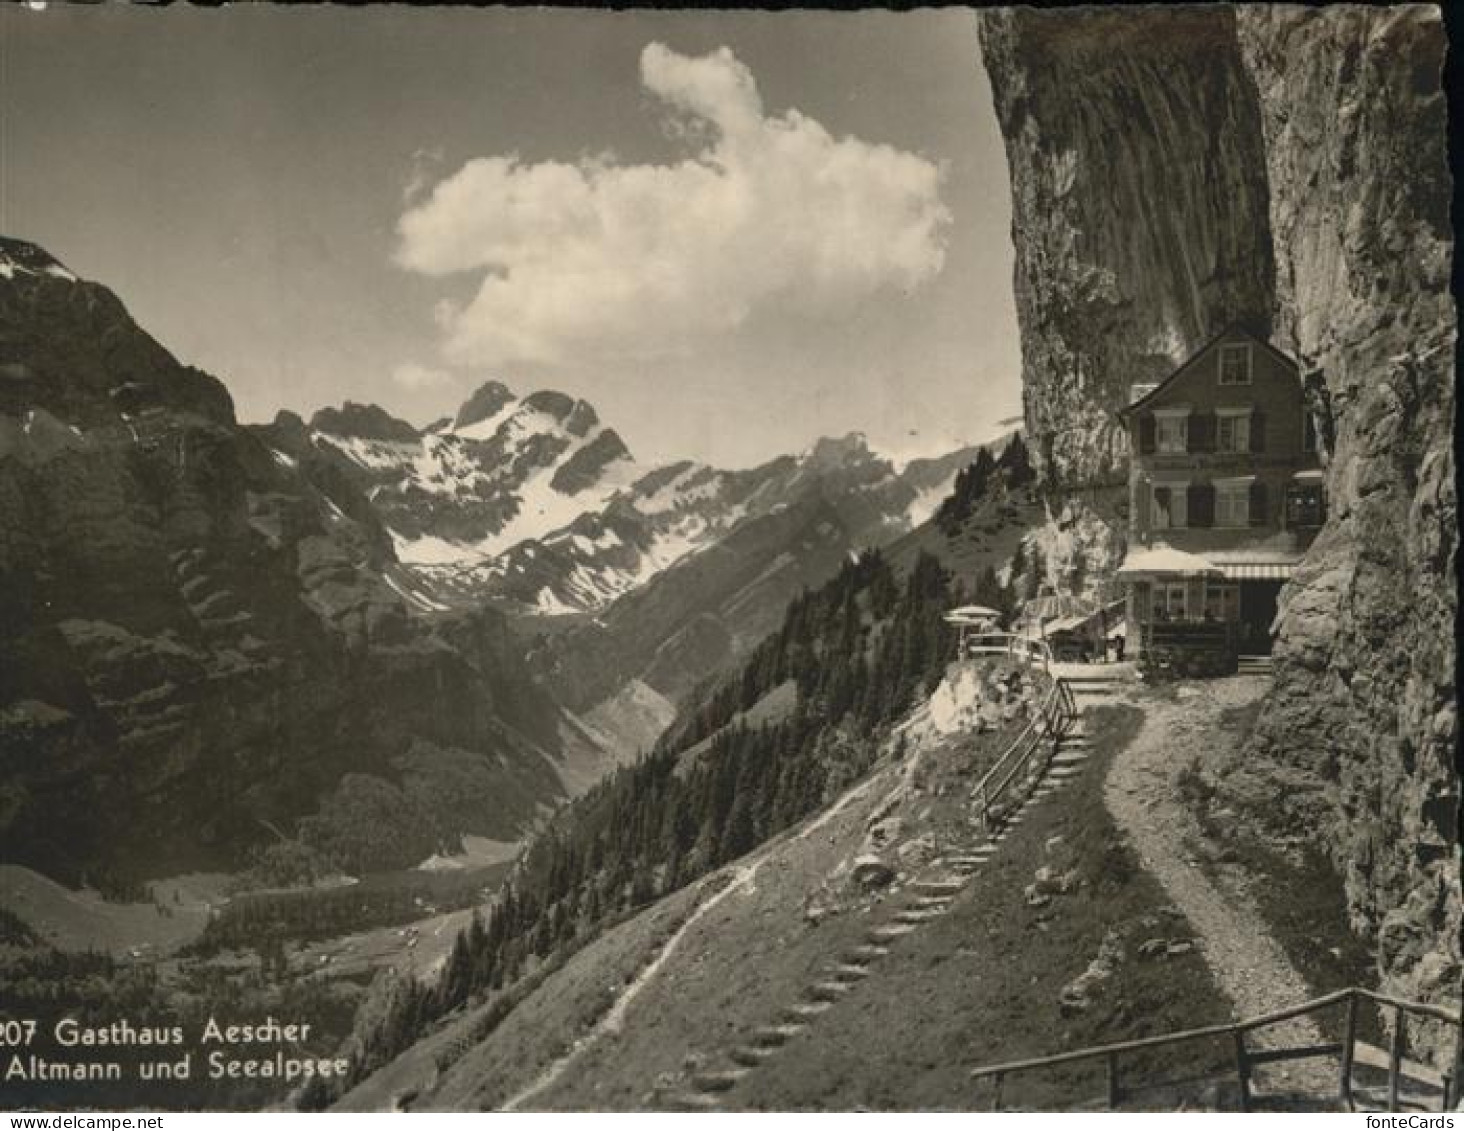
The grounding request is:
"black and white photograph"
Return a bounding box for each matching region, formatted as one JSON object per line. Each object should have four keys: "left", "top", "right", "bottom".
{"left": 0, "top": 1, "right": 1457, "bottom": 1114}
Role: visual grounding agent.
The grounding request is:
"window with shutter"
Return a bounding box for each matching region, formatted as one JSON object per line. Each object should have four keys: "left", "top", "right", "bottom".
{"left": 1249, "top": 481, "right": 1269, "bottom": 526}
{"left": 1250, "top": 409, "right": 1266, "bottom": 453}
{"left": 1156, "top": 413, "right": 1189, "bottom": 453}
{"left": 1217, "top": 410, "right": 1251, "bottom": 453}
{"left": 1216, "top": 483, "right": 1249, "bottom": 527}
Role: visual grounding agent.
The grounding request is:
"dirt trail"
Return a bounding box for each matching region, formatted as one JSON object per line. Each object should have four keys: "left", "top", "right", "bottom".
{"left": 500, "top": 770, "right": 885, "bottom": 1111}
{"left": 1102, "top": 678, "right": 1333, "bottom": 1096}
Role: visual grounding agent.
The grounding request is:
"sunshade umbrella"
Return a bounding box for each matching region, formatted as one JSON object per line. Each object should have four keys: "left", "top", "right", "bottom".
{"left": 943, "top": 604, "right": 1003, "bottom": 624}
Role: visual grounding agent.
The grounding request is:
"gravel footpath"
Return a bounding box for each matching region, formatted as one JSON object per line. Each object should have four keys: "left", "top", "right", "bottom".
{"left": 1102, "top": 677, "right": 1335, "bottom": 1099}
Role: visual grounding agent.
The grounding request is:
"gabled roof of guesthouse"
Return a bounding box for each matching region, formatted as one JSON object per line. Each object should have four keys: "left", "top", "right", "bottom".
{"left": 1119, "top": 322, "right": 1300, "bottom": 419}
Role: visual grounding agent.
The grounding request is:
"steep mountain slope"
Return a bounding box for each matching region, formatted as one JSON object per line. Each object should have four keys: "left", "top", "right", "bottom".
{"left": 0, "top": 237, "right": 612, "bottom": 881}
{"left": 979, "top": 4, "right": 1457, "bottom": 1038}
{"left": 332, "top": 664, "right": 1233, "bottom": 1113}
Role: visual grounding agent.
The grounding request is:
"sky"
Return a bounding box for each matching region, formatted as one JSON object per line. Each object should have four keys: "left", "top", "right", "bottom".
{"left": 0, "top": 6, "right": 1021, "bottom": 469}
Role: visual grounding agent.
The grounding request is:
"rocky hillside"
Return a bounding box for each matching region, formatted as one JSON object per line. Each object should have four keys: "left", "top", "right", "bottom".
{"left": 980, "top": 5, "right": 1457, "bottom": 1035}
{"left": 288, "top": 383, "right": 981, "bottom": 619}
{"left": 0, "top": 237, "right": 614, "bottom": 881}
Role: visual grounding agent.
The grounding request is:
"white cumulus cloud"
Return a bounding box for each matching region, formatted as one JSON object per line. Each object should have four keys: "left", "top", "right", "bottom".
{"left": 396, "top": 42, "right": 951, "bottom": 367}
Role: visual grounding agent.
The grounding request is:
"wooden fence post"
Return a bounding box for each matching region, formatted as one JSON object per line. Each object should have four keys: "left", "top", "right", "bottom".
{"left": 1233, "top": 1030, "right": 1251, "bottom": 1111}
{"left": 991, "top": 1071, "right": 1004, "bottom": 1113}
{"left": 1106, "top": 1051, "right": 1121, "bottom": 1109}
{"left": 1388, "top": 1006, "right": 1405, "bottom": 1112}
{"left": 1339, "top": 991, "right": 1358, "bottom": 1110}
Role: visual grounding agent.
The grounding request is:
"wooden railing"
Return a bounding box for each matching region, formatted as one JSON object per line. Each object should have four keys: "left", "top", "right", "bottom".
{"left": 962, "top": 631, "right": 1054, "bottom": 672}
{"left": 969, "top": 673, "right": 1076, "bottom": 831}
{"left": 969, "top": 986, "right": 1462, "bottom": 1112}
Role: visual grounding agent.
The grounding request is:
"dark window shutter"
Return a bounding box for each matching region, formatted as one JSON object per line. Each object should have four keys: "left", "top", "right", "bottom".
{"left": 1190, "top": 483, "right": 1215, "bottom": 527}
{"left": 1189, "top": 412, "right": 1215, "bottom": 453}
{"left": 1249, "top": 481, "right": 1269, "bottom": 526}
{"left": 1250, "top": 409, "right": 1266, "bottom": 453}
{"left": 1138, "top": 415, "right": 1156, "bottom": 454}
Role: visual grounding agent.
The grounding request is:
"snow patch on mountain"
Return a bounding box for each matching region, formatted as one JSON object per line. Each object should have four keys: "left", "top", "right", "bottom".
{"left": 0, "top": 238, "right": 78, "bottom": 283}
{"left": 905, "top": 471, "right": 962, "bottom": 528}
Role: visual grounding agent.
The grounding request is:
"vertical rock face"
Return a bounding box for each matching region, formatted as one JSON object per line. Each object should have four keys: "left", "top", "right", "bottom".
{"left": 1236, "top": 5, "right": 1458, "bottom": 1023}
{"left": 981, "top": 4, "right": 1457, "bottom": 1035}
{"left": 980, "top": 6, "right": 1275, "bottom": 486}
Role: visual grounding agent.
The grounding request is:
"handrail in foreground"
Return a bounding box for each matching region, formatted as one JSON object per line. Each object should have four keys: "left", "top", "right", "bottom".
{"left": 969, "top": 985, "right": 1463, "bottom": 1113}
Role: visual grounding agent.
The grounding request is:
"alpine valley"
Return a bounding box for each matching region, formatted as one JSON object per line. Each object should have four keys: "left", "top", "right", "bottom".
{"left": 0, "top": 234, "right": 990, "bottom": 885}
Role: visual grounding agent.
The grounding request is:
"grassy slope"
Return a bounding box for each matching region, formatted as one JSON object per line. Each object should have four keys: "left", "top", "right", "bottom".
{"left": 348, "top": 677, "right": 1240, "bottom": 1111}
{"left": 740, "top": 704, "right": 1236, "bottom": 1111}
{"left": 0, "top": 865, "right": 216, "bottom": 955}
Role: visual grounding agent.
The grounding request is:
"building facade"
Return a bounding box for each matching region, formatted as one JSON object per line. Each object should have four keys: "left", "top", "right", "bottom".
{"left": 1117, "top": 326, "right": 1325, "bottom": 670}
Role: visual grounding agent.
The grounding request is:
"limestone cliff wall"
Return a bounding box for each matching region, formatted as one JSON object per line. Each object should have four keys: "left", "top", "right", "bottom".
{"left": 980, "top": 6, "right": 1275, "bottom": 486}
{"left": 981, "top": 3, "right": 1458, "bottom": 1033}
{"left": 1237, "top": 5, "right": 1457, "bottom": 1019}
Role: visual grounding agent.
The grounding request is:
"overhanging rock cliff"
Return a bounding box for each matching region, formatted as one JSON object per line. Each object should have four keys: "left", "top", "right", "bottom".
{"left": 980, "top": 3, "right": 1457, "bottom": 1037}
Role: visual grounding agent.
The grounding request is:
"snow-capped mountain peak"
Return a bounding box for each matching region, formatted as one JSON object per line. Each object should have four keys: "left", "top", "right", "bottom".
{"left": 276, "top": 377, "right": 990, "bottom": 620}
{"left": 0, "top": 237, "right": 79, "bottom": 283}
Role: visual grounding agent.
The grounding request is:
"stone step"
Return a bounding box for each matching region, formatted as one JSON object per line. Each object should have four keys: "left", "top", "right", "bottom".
{"left": 808, "top": 981, "right": 853, "bottom": 1001}
{"left": 868, "top": 922, "right": 918, "bottom": 943}
{"left": 751, "top": 1024, "right": 804, "bottom": 1048}
{"left": 908, "top": 894, "right": 954, "bottom": 911}
{"left": 665, "top": 1092, "right": 721, "bottom": 1111}
{"left": 845, "top": 944, "right": 889, "bottom": 963}
{"left": 893, "top": 907, "right": 946, "bottom": 925}
{"left": 830, "top": 963, "right": 872, "bottom": 981}
{"left": 912, "top": 878, "right": 965, "bottom": 896}
{"left": 692, "top": 1068, "right": 747, "bottom": 1093}
{"left": 730, "top": 1045, "right": 774, "bottom": 1068}
{"left": 785, "top": 1000, "right": 834, "bottom": 1020}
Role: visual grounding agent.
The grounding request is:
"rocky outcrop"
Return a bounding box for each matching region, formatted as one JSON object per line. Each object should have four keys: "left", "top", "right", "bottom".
{"left": 308, "top": 402, "right": 421, "bottom": 444}
{"left": 1235, "top": 6, "right": 1457, "bottom": 1025}
{"left": 0, "top": 248, "right": 597, "bottom": 880}
{"left": 452, "top": 379, "right": 515, "bottom": 431}
{"left": 981, "top": 4, "right": 1457, "bottom": 1043}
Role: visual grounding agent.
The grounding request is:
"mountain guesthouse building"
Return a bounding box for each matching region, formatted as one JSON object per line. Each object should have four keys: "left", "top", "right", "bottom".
{"left": 1116, "top": 326, "right": 1324, "bottom": 675}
